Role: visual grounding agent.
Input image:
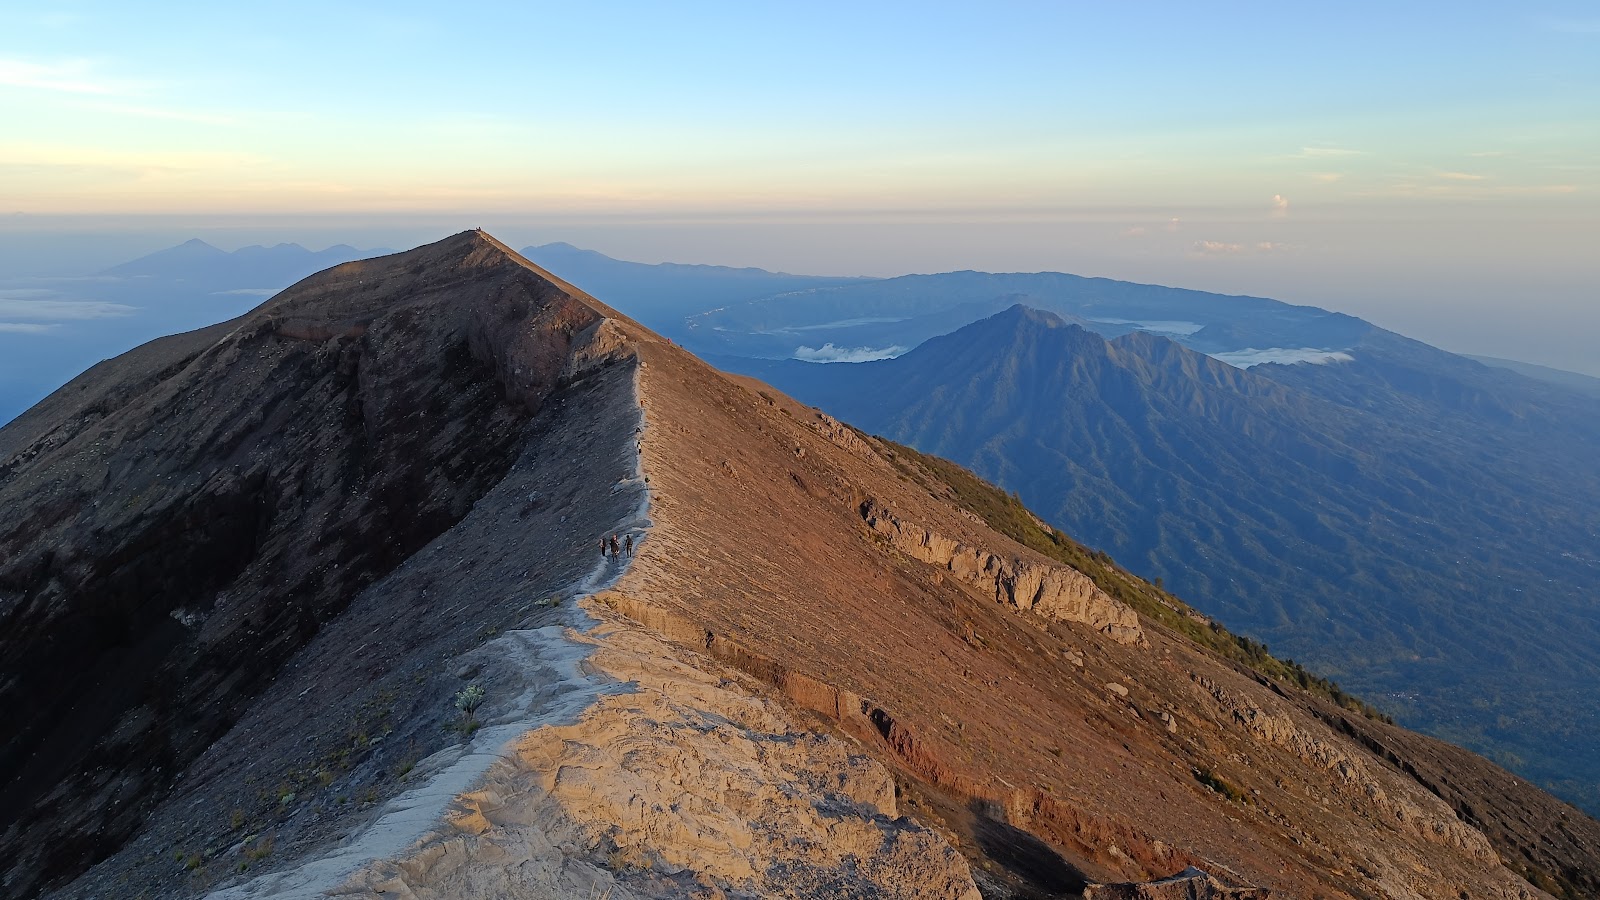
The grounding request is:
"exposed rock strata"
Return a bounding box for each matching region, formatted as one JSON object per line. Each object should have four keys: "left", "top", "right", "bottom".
{"left": 593, "top": 588, "right": 1207, "bottom": 883}
{"left": 1086, "top": 865, "right": 1270, "bottom": 899}
{"left": 1189, "top": 673, "right": 1496, "bottom": 861}
{"left": 338, "top": 611, "right": 982, "bottom": 900}
{"left": 859, "top": 498, "right": 1145, "bottom": 644}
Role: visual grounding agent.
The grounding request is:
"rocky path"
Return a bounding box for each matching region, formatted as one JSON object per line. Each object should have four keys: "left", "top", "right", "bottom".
{"left": 197, "top": 362, "right": 654, "bottom": 900}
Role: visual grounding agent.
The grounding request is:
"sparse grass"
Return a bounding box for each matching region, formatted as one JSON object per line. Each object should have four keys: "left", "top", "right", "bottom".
{"left": 875, "top": 436, "right": 1395, "bottom": 724}
{"left": 1193, "top": 767, "right": 1250, "bottom": 804}
{"left": 242, "top": 835, "right": 274, "bottom": 863}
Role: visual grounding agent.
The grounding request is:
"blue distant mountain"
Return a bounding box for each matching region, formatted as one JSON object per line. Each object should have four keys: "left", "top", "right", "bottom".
{"left": 518, "top": 242, "right": 872, "bottom": 335}
{"left": 716, "top": 303, "right": 1600, "bottom": 812}
{"left": 101, "top": 239, "right": 379, "bottom": 287}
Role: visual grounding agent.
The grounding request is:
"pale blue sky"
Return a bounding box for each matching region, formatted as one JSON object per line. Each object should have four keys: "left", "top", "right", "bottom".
{"left": 1, "top": 1, "right": 1597, "bottom": 371}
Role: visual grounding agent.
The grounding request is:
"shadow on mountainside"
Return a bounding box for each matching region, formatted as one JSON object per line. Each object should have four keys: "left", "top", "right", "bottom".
{"left": 969, "top": 800, "right": 1088, "bottom": 897}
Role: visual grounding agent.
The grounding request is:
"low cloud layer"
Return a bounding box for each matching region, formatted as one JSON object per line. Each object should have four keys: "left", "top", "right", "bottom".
{"left": 792, "top": 343, "right": 907, "bottom": 363}
{"left": 1210, "top": 348, "right": 1355, "bottom": 368}
{"left": 0, "top": 296, "right": 137, "bottom": 320}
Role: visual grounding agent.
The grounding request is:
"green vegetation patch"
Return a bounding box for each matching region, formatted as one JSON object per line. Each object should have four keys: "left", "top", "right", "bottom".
{"left": 874, "top": 436, "right": 1392, "bottom": 723}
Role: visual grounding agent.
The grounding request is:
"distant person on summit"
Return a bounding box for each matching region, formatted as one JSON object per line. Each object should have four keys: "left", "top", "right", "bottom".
{"left": 599, "top": 536, "right": 608, "bottom": 558}
{"left": 625, "top": 534, "right": 634, "bottom": 557}
{"left": 609, "top": 534, "right": 621, "bottom": 558}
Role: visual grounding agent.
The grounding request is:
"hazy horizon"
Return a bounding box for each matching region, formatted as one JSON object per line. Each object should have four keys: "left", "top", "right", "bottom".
{"left": 3, "top": 213, "right": 1598, "bottom": 378}
{"left": 2, "top": 2, "right": 1597, "bottom": 376}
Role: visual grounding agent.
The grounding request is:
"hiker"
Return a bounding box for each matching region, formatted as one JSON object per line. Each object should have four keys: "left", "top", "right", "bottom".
{"left": 624, "top": 534, "right": 634, "bottom": 557}
{"left": 609, "top": 534, "right": 621, "bottom": 558}
{"left": 599, "top": 536, "right": 608, "bottom": 558}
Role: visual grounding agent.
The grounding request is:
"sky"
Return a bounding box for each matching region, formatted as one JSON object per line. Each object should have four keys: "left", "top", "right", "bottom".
{"left": 2, "top": 1, "right": 1598, "bottom": 373}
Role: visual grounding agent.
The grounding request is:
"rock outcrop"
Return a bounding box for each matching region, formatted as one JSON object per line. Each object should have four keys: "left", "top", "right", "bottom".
{"left": 1087, "top": 866, "right": 1269, "bottom": 899}
{"left": 342, "top": 614, "right": 982, "bottom": 900}
{"left": 859, "top": 498, "right": 1145, "bottom": 644}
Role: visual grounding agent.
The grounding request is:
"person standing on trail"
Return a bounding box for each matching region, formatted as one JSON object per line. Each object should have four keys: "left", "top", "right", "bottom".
{"left": 599, "top": 536, "right": 608, "bottom": 558}
{"left": 624, "top": 534, "right": 634, "bottom": 557}
{"left": 609, "top": 534, "right": 621, "bottom": 558}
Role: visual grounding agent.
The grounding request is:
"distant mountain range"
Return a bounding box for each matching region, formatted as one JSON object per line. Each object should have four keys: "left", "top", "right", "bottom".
{"left": 518, "top": 242, "right": 870, "bottom": 334}
{"left": 679, "top": 267, "right": 1375, "bottom": 367}
{"left": 720, "top": 304, "right": 1600, "bottom": 811}
{"left": 1468, "top": 353, "right": 1600, "bottom": 398}
{"left": 100, "top": 238, "right": 380, "bottom": 286}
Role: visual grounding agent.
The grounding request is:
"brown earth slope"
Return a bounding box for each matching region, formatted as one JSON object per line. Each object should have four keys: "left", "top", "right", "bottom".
{"left": 1, "top": 231, "right": 1595, "bottom": 900}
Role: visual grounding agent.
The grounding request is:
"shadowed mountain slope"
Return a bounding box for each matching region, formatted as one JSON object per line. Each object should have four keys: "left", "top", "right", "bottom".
{"left": 721, "top": 305, "right": 1600, "bottom": 813}
{"left": 1, "top": 232, "right": 627, "bottom": 895}
{"left": 2, "top": 235, "right": 1595, "bottom": 900}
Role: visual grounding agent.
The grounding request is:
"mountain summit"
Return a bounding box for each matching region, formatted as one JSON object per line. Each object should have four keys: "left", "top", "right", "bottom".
{"left": 2, "top": 234, "right": 1594, "bottom": 899}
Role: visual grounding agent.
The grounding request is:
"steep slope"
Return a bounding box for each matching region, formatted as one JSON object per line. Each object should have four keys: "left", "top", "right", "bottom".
{"left": 0, "top": 232, "right": 628, "bottom": 895}
{"left": 720, "top": 305, "right": 1600, "bottom": 813}
{"left": 3, "top": 234, "right": 1595, "bottom": 900}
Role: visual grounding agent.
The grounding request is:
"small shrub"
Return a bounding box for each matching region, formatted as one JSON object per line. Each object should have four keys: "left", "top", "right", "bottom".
{"left": 455, "top": 684, "right": 486, "bottom": 728}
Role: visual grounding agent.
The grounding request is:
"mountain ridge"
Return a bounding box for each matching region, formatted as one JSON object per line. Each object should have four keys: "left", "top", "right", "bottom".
{"left": 4, "top": 233, "right": 1595, "bottom": 899}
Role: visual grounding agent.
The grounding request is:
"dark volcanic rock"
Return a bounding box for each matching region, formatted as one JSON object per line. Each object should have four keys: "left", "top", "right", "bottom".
{"left": 0, "top": 231, "right": 616, "bottom": 897}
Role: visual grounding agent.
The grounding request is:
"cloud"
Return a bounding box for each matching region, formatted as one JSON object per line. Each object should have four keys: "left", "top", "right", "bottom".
{"left": 1297, "top": 146, "right": 1364, "bottom": 158}
{"left": 77, "top": 101, "right": 236, "bottom": 126}
{"left": 1165, "top": 217, "right": 1182, "bottom": 232}
{"left": 1310, "top": 172, "right": 1343, "bottom": 183}
{"left": 1210, "top": 348, "right": 1355, "bottom": 368}
{"left": 1271, "top": 194, "right": 1289, "bottom": 218}
{"left": 0, "top": 58, "right": 142, "bottom": 96}
{"left": 0, "top": 297, "right": 137, "bottom": 320}
{"left": 1437, "top": 171, "right": 1486, "bottom": 181}
{"left": 0, "top": 322, "right": 56, "bottom": 334}
{"left": 1191, "top": 240, "right": 1291, "bottom": 257}
{"left": 792, "top": 343, "right": 907, "bottom": 363}
{"left": 1120, "top": 226, "right": 1147, "bottom": 238}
